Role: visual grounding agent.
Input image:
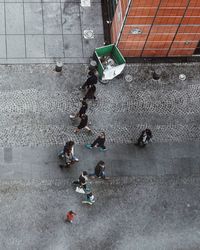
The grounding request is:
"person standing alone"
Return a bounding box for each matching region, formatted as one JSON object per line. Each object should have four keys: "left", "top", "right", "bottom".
{"left": 65, "top": 211, "right": 76, "bottom": 223}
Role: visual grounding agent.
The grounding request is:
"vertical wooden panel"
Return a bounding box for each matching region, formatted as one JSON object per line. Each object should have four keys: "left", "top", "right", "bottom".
{"left": 111, "top": 0, "right": 129, "bottom": 44}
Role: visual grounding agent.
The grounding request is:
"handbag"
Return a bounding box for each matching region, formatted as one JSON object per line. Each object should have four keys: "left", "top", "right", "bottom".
{"left": 75, "top": 187, "right": 85, "bottom": 194}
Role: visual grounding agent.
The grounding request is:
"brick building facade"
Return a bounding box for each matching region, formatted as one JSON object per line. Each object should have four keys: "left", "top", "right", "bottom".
{"left": 110, "top": 0, "right": 200, "bottom": 57}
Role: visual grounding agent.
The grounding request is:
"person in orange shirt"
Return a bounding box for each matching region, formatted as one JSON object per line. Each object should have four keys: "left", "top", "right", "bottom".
{"left": 65, "top": 210, "right": 77, "bottom": 223}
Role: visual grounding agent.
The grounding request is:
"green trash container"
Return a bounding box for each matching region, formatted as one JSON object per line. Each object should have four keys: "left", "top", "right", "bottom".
{"left": 94, "top": 44, "right": 126, "bottom": 81}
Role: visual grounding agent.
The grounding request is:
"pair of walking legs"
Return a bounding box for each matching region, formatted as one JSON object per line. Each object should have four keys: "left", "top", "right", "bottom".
{"left": 89, "top": 172, "right": 106, "bottom": 179}
{"left": 86, "top": 144, "right": 106, "bottom": 151}
{"left": 91, "top": 142, "right": 106, "bottom": 149}
{"left": 74, "top": 126, "right": 91, "bottom": 133}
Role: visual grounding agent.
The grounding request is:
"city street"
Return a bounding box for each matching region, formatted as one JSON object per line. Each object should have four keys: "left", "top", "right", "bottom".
{"left": 0, "top": 63, "right": 200, "bottom": 250}
{"left": 0, "top": 0, "right": 200, "bottom": 249}
{"left": 1, "top": 177, "right": 200, "bottom": 250}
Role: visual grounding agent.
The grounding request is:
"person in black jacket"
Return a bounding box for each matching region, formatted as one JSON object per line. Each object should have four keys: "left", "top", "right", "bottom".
{"left": 80, "top": 72, "right": 97, "bottom": 90}
{"left": 70, "top": 100, "right": 88, "bottom": 119}
{"left": 135, "top": 129, "right": 152, "bottom": 147}
{"left": 95, "top": 161, "right": 105, "bottom": 177}
{"left": 83, "top": 85, "right": 96, "bottom": 101}
{"left": 86, "top": 132, "right": 106, "bottom": 151}
{"left": 89, "top": 161, "right": 106, "bottom": 179}
{"left": 73, "top": 171, "right": 88, "bottom": 190}
{"left": 74, "top": 114, "right": 91, "bottom": 133}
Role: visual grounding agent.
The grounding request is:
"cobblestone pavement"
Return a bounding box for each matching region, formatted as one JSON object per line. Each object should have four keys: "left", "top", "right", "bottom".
{"left": 0, "top": 63, "right": 200, "bottom": 147}
{"left": 0, "top": 176, "right": 200, "bottom": 250}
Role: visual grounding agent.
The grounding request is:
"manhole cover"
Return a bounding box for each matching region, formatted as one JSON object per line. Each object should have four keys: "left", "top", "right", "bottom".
{"left": 125, "top": 74, "right": 133, "bottom": 82}
{"left": 81, "top": 0, "right": 91, "bottom": 7}
{"left": 179, "top": 74, "right": 186, "bottom": 81}
{"left": 83, "top": 30, "right": 94, "bottom": 39}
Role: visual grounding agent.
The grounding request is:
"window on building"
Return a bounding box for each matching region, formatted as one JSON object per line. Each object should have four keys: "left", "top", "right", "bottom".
{"left": 194, "top": 41, "right": 200, "bottom": 55}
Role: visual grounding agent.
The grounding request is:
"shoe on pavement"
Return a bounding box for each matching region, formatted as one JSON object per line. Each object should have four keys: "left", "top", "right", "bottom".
{"left": 85, "top": 144, "right": 92, "bottom": 149}
{"left": 100, "top": 148, "right": 107, "bottom": 152}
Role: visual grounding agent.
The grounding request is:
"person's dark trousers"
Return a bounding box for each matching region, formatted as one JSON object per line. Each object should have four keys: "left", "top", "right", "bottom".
{"left": 89, "top": 173, "right": 105, "bottom": 179}
{"left": 81, "top": 75, "right": 97, "bottom": 90}
{"left": 83, "top": 95, "right": 96, "bottom": 101}
{"left": 73, "top": 181, "right": 87, "bottom": 190}
{"left": 91, "top": 142, "right": 106, "bottom": 150}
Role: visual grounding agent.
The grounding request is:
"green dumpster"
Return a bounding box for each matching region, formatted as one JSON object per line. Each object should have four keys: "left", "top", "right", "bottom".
{"left": 94, "top": 44, "right": 126, "bottom": 80}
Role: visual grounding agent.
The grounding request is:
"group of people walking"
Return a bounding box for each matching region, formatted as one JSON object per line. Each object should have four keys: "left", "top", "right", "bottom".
{"left": 70, "top": 70, "right": 98, "bottom": 134}
{"left": 59, "top": 69, "right": 108, "bottom": 223}
{"left": 59, "top": 67, "right": 153, "bottom": 223}
{"left": 72, "top": 160, "right": 107, "bottom": 205}
{"left": 64, "top": 160, "right": 107, "bottom": 223}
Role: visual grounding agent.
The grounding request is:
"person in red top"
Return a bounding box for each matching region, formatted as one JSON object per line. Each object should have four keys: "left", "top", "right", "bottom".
{"left": 65, "top": 210, "right": 76, "bottom": 223}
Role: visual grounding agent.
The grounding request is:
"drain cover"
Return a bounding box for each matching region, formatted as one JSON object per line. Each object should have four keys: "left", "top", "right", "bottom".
{"left": 83, "top": 30, "right": 94, "bottom": 39}
{"left": 179, "top": 74, "right": 186, "bottom": 81}
{"left": 125, "top": 74, "right": 133, "bottom": 82}
{"left": 81, "top": 0, "right": 91, "bottom": 7}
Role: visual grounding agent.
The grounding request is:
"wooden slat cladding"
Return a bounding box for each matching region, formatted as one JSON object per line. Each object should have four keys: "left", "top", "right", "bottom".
{"left": 111, "top": 0, "right": 200, "bottom": 57}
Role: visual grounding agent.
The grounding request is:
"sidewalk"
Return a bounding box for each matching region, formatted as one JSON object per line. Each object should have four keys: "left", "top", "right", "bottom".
{"left": 0, "top": 0, "right": 103, "bottom": 63}
{"left": 1, "top": 141, "right": 199, "bottom": 180}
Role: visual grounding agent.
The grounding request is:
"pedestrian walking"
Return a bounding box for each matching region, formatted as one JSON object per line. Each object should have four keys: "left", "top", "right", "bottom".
{"left": 135, "top": 129, "right": 152, "bottom": 147}
{"left": 83, "top": 85, "right": 96, "bottom": 101}
{"left": 89, "top": 161, "right": 107, "bottom": 179}
{"left": 65, "top": 210, "right": 76, "bottom": 223}
{"left": 80, "top": 72, "right": 97, "bottom": 90}
{"left": 85, "top": 132, "right": 106, "bottom": 151}
{"left": 82, "top": 192, "right": 95, "bottom": 205}
{"left": 74, "top": 114, "right": 91, "bottom": 133}
{"left": 59, "top": 141, "right": 79, "bottom": 168}
{"left": 73, "top": 171, "right": 88, "bottom": 191}
{"left": 70, "top": 100, "right": 88, "bottom": 119}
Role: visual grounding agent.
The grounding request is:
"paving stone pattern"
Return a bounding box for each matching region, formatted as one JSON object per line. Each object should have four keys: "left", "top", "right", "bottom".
{"left": 0, "top": 0, "right": 103, "bottom": 63}
{"left": 0, "top": 63, "right": 200, "bottom": 147}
